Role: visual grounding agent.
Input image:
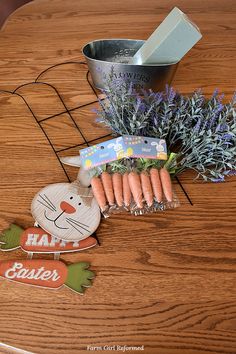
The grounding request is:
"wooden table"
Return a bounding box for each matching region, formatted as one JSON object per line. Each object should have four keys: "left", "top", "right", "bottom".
{"left": 0, "top": 1, "right": 235, "bottom": 353}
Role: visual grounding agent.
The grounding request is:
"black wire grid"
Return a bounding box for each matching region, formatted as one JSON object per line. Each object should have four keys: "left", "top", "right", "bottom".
{"left": 0, "top": 61, "right": 193, "bottom": 206}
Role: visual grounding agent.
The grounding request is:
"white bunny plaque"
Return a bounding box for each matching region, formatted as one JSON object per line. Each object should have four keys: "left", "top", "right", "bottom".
{"left": 31, "top": 180, "right": 101, "bottom": 242}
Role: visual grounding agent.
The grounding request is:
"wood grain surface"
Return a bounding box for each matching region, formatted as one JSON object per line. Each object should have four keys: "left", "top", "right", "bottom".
{"left": 0, "top": 0, "right": 235, "bottom": 353}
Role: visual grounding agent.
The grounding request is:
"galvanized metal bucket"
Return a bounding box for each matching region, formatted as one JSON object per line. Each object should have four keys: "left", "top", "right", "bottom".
{"left": 82, "top": 39, "right": 179, "bottom": 91}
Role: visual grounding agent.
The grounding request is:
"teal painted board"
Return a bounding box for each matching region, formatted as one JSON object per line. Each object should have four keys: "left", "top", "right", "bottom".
{"left": 129, "top": 7, "right": 202, "bottom": 64}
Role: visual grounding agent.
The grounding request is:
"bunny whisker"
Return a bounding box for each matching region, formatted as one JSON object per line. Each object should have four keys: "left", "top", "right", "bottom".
{"left": 67, "top": 219, "right": 90, "bottom": 233}
{"left": 37, "top": 199, "right": 55, "bottom": 212}
{"left": 66, "top": 218, "right": 90, "bottom": 233}
{"left": 38, "top": 199, "right": 55, "bottom": 212}
{"left": 66, "top": 220, "right": 83, "bottom": 235}
{"left": 43, "top": 194, "right": 57, "bottom": 210}
{"left": 38, "top": 194, "right": 56, "bottom": 211}
{"left": 67, "top": 217, "right": 89, "bottom": 228}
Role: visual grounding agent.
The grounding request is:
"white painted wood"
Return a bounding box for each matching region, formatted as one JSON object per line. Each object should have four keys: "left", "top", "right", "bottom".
{"left": 60, "top": 156, "right": 81, "bottom": 167}
{"left": 31, "top": 182, "right": 101, "bottom": 241}
{"left": 60, "top": 155, "right": 93, "bottom": 186}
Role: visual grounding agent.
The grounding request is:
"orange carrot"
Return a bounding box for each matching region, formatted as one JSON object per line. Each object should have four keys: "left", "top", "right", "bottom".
{"left": 101, "top": 171, "right": 115, "bottom": 206}
{"left": 122, "top": 172, "right": 131, "bottom": 207}
{"left": 112, "top": 172, "right": 123, "bottom": 207}
{"left": 140, "top": 171, "right": 154, "bottom": 207}
{"left": 128, "top": 171, "right": 143, "bottom": 209}
{"left": 150, "top": 168, "right": 163, "bottom": 203}
{"left": 159, "top": 167, "right": 173, "bottom": 202}
{"left": 91, "top": 176, "right": 107, "bottom": 211}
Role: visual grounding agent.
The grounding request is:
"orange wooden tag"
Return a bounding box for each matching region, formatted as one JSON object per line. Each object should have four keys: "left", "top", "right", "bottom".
{"left": 0, "top": 259, "right": 67, "bottom": 289}
{"left": 0, "top": 224, "right": 97, "bottom": 255}
{"left": 0, "top": 260, "right": 95, "bottom": 294}
{"left": 20, "top": 227, "right": 97, "bottom": 253}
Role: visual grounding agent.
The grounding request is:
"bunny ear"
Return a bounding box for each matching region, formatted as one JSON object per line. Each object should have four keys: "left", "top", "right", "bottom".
{"left": 60, "top": 156, "right": 93, "bottom": 187}
{"left": 77, "top": 167, "right": 96, "bottom": 187}
{"left": 60, "top": 156, "right": 81, "bottom": 167}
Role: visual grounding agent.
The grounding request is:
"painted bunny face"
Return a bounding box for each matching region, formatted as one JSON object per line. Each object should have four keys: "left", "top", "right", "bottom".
{"left": 31, "top": 182, "right": 101, "bottom": 241}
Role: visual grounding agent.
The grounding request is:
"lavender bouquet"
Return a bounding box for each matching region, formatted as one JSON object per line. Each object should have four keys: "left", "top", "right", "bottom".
{"left": 95, "top": 79, "right": 236, "bottom": 182}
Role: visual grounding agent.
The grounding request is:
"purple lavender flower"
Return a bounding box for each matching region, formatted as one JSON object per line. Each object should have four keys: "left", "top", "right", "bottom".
{"left": 193, "top": 90, "right": 205, "bottom": 107}
{"left": 152, "top": 114, "right": 159, "bottom": 126}
{"left": 224, "top": 170, "right": 236, "bottom": 176}
{"left": 217, "top": 103, "right": 224, "bottom": 113}
{"left": 139, "top": 102, "right": 146, "bottom": 113}
{"left": 223, "top": 133, "right": 233, "bottom": 140}
{"left": 108, "top": 104, "right": 116, "bottom": 115}
{"left": 95, "top": 117, "right": 104, "bottom": 123}
{"left": 211, "top": 176, "right": 225, "bottom": 182}
{"left": 95, "top": 76, "right": 236, "bottom": 183}
{"left": 208, "top": 103, "right": 224, "bottom": 128}
{"left": 198, "top": 96, "right": 205, "bottom": 107}
{"left": 212, "top": 88, "right": 219, "bottom": 98}
{"left": 154, "top": 117, "right": 158, "bottom": 126}
{"left": 216, "top": 123, "right": 228, "bottom": 132}
{"left": 165, "top": 85, "right": 176, "bottom": 102}
{"left": 218, "top": 93, "right": 225, "bottom": 102}
{"left": 136, "top": 97, "right": 142, "bottom": 107}
{"left": 194, "top": 117, "right": 202, "bottom": 133}
{"left": 154, "top": 92, "right": 163, "bottom": 105}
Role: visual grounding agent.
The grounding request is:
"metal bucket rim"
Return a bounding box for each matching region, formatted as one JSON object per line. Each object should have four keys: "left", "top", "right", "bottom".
{"left": 82, "top": 39, "right": 179, "bottom": 67}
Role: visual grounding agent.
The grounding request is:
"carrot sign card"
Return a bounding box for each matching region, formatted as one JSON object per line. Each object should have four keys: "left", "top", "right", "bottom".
{"left": 1, "top": 179, "right": 101, "bottom": 256}
{"left": 0, "top": 224, "right": 97, "bottom": 256}
{"left": 0, "top": 259, "right": 94, "bottom": 294}
{"left": 0, "top": 178, "right": 100, "bottom": 294}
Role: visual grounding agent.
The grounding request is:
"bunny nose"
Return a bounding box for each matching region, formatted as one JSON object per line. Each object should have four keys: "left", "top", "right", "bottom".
{"left": 60, "top": 201, "right": 76, "bottom": 214}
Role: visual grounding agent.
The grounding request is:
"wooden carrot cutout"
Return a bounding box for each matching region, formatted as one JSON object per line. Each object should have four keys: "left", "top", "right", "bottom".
{"left": 0, "top": 259, "right": 95, "bottom": 294}
{"left": 160, "top": 167, "right": 173, "bottom": 202}
{"left": 0, "top": 224, "right": 97, "bottom": 255}
{"left": 112, "top": 172, "right": 123, "bottom": 207}
{"left": 128, "top": 171, "right": 143, "bottom": 209}
{"left": 140, "top": 171, "right": 154, "bottom": 207}
{"left": 101, "top": 171, "right": 115, "bottom": 206}
{"left": 122, "top": 172, "right": 131, "bottom": 207}
{"left": 91, "top": 176, "right": 107, "bottom": 212}
{"left": 150, "top": 168, "right": 163, "bottom": 203}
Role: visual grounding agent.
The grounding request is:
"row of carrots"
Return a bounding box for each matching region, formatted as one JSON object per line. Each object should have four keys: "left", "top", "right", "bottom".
{"left": 90, "top": 167, "right": 173, "bottom": 212}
